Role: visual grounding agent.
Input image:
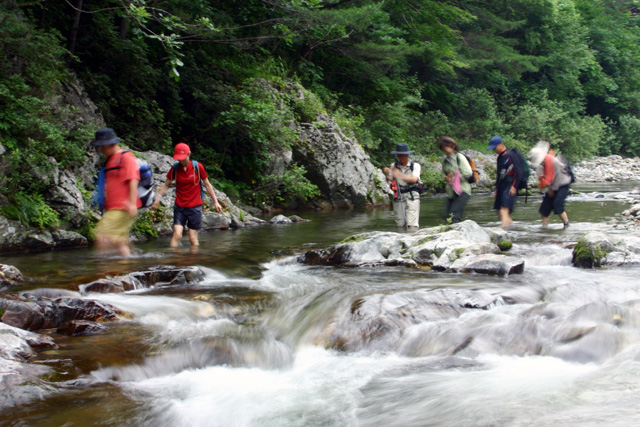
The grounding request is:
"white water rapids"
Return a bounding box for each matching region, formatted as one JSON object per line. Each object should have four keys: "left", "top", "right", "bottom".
{"left": 4, "top": 186, "right": 640, "bottom": 426}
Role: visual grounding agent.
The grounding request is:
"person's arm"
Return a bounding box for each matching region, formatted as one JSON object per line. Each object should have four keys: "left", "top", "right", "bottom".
{"left": 392, "top": 167, "right": 419, "bottom": 184}
{"left": 127, "top": 178, "right": 139, "bottom": 217}
{"left": 203, "top": 178, "right": 222, "bottom": 213}
{"left": 151, "top": 178, "right": 172, "bottom": 210}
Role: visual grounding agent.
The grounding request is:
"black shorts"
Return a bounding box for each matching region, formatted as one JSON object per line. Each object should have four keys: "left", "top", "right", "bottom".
{"left": 539, "top": 184, "right": 570, "bottom": 217}
{"left": 173, "top": 205, "right": 203, "bottom": 230}
{"left": 493, "top": 183, "right": 517, "bottom": 213}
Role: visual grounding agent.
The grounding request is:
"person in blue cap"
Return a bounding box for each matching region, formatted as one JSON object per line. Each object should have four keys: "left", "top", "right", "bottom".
{"left": 488, "top": 135, "right": 518, "bottom": 226}
{"left": 383, "top": 143, "right": 422, "bottom": 228}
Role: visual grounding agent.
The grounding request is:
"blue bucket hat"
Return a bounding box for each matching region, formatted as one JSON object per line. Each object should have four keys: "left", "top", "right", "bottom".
{"left": 390, "top": 143, "right": 414, "bottom": 155}
{"left": 90, "top": 128, "right": 121, "bottom": 146}
{"left": 487, "top": 135, "right": 503, "bottom": 150}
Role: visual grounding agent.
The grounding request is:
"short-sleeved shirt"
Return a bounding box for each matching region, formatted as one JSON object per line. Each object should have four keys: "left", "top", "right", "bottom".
{"left": 167, "top": 161, "right": 208, "bottom": 207}
{"left": 104, "top": 150, "right": 142, "bottom": 211}
{"left": 391, "top": 161, "right": 421, "bottom": 190}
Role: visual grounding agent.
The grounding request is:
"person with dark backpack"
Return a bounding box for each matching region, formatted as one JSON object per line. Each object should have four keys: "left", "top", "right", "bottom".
{"left": 151, "top": 142, "right": 222, "bottom": 247}
{"left": 439, "top": 136, "right": 473, "bottom": 223}
{"left": 488, "top": 135, "right": 523, "bottom": 227}
{"left": 529, "top": 141, "right": 572, "bottom": 229}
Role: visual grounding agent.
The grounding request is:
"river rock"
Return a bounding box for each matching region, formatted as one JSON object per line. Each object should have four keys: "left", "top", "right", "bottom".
{"left": 270, "top": 215, "right": 293, "bottom": 224}
{"left": 317, "top": 288, "right": 499, "bottom": 353}
{"left": 0, "top": 215, "right": 88, "bottom": 253}
{"left": 0, "top": 322, "right": 57, "bottom": 361}
{"left": 0, "top": 264, "right": 24, "bottom": 289}
{"left": 80, "top": 265, "right": 206, "bottom": 294}
{"left": 299, "top": 220, "right": 523, "bottom": 275}
{"left": 56, "top": 320, "right": 107, "bottom": 336}
{"left": 0, "top": 296, "right": 121, "bottom": 332}
{"left": 572, "top": 231, "right": 640, "bottom": 268}
{"left": 0, "top": 322, "right": 56, "bottom": 409}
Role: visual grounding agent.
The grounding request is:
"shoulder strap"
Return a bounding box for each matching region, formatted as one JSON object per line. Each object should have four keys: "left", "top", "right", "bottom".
{"left": 172, "top": 161, "right": 180, "bottom": 180}
{"left": 192, "top": 160, "right": 200, "bottom": 181}
{"left": 103, "top": 149, "right": 128, "bottom": 173}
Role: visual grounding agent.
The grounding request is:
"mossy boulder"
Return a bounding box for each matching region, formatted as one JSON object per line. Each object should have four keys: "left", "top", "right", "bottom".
{"left": 572, "top": 232, "right": 614, "bottom": 268}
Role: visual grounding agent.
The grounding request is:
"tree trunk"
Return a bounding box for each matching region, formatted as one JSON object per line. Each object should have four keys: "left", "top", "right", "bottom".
{"left": 68, "top": 0, "right": 83, "bottom": 54}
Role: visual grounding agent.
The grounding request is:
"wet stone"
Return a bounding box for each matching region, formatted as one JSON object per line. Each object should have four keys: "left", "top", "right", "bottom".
{"left": 56, "top": 320, "right": 107, "bottom": 336}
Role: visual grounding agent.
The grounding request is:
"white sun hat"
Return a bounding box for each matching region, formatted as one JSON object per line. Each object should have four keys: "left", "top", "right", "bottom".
{"left": 528, "top": 140, "right": 550, "bottom": 166}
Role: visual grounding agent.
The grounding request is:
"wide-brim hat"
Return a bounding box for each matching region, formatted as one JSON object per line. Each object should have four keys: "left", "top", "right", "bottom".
{"left": 487, "top": 135, "right": 503, "bottom": 150}
{"left": 90, "top": 128, "right": 121, "bottom": 146}
{"left": 528, "top": 140, "right": 550, "bottom": 165}
{"left": 390, "top": 143, "right": 414, "bottom": 155}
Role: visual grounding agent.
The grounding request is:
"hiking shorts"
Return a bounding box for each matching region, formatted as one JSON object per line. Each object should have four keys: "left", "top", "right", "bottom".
{"left": 95, "top": 209, "right": 136, "bottom": 241}
{"left": 494, "top": 185, "right": 517, "bottom": 213}
{"left": 539, "top": 184, "right": 570, "bottom": 217}
{"left": 174, "top": 205, "right": 203, "bottom": 230}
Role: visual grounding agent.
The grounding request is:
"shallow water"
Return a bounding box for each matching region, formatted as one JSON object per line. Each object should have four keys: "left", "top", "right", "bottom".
{"left": 2, "top": 182, "right": 640, "bottom": 426}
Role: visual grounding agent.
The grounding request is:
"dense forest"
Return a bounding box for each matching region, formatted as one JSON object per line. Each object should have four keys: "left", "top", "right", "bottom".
{"left": 3, "top": 0, "right": 640, "bottom": 212}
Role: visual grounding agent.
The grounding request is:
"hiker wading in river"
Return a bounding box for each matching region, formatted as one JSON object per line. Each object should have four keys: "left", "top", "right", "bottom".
{"left": 383, "top": 143, "right": 422, "bottom": 229}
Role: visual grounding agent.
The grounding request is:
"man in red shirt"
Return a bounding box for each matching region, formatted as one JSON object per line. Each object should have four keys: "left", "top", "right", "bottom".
{"left": 152, "top": 142, "right": 222, "bottom": 247}
{"left": 91, "top": 128, "right": 140, "bottom": 256}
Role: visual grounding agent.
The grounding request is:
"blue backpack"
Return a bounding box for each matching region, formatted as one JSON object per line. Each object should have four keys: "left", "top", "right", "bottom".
{"left": 172, "top": 160, "right": 205, "bottom": 201}
{"left": 92, "top": 151, "right": 155, "bottom": 211}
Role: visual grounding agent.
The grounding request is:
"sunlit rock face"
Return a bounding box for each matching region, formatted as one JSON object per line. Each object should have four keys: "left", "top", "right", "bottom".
{"left": 299, "top": 220, "right": 523, "bottom": 276}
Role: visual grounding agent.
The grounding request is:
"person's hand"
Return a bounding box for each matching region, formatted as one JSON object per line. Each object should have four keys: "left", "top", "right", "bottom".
{"left": 150, "top": 199, "right": 160, "bottom": 210}
{"left": 383, "top": 167, "right": 391, "bottom": 181}
{"left": 548, "top": 189, "right": 555, "bottom": 197}
{"left": 445, "top": 173, "right": 454, "bottom": 183}
{"left": 213, "top": 201, "right": 222, "bottom": 214}
{"left": 509, "top": 186, "right": 517, "bottom": 196}
{"left": 127, "top": 203, "right": 138, "bottom": 218}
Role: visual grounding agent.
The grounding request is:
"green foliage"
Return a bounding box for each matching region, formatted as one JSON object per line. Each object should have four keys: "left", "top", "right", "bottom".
{"left": 131, "top": 210, "right": 159, "bottom": 239}
{"left": 0, "top": 5, "right": 92, "bottom": 195}
{"left": 615, "top": 115, "right": 640, "bottom": 157}
{"left": 0, "top": 192, "right": 60, "bottom": 230}
{"left": 420, "top": 168, "right": 447, "bottom": 195}
{"left": 6, "top": 0, "right": 640, "bottom": 214}
{"left": 250, "top": 164, "right": 320, "bottom": 207}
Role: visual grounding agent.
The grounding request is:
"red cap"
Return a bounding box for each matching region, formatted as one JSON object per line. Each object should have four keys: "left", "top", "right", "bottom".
{"left": 173, "top": 142, "right": 190, "bottom": 160}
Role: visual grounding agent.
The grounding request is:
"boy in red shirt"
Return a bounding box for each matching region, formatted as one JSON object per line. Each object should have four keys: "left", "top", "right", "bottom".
{"left": 152, "top": 142, "right": 222, "bottom": 247}
{"left": 91, "top": 128, "right": 141, "bottom": 256}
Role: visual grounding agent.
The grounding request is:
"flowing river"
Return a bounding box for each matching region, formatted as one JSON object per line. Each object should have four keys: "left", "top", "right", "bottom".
{"left": 2, "top": 182, "right": 640, "bottom": 426}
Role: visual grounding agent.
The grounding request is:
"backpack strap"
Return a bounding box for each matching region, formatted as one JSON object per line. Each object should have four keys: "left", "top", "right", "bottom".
{"left": 103, "top": 149, "right": 128, "bottom": 173}
{"left": 192, "top": 160, "right": 201, "bottom": 184}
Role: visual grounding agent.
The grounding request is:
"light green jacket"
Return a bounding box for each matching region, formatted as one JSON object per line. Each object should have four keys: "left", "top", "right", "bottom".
{"left": 442, "top": 152, "right": 473, "bottom": 198}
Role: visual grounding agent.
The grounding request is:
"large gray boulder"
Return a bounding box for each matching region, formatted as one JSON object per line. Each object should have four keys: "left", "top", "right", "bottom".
{"left": 293, "top": 115, "right": 389, "bottom": 208}
{"left": 300, "top": 220, "right": 522, "bottom": 275}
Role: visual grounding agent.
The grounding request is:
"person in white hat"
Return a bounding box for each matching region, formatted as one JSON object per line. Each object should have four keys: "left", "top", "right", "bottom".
{"left": 529, "top": 141, "right": 572, "bottom": 229}
{"left": 383, "top": 143, "right": 422, "bottom": 229}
